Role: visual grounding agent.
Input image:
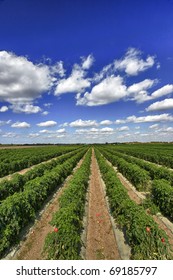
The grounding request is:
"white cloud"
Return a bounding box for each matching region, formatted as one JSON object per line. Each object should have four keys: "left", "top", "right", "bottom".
{"left": 127, "top": 79, "right": 157, "bottom": 103}
{"left": 77, "top": 76, "right": 127, "bottom": 106}
{"left": 118, "top": 126, "right": 129, "bottom": 131}
{"left": 10, "top": 104, "right": 42, "bottom": 114}
{"left": 0, "top": 105, "right": 8, "bottom": 112}
{"left": 11, "top": 121, "right": 30, "bottom": 128}
{"left": 114, "top": 48, "right": 155, "bottom": 76}
{"left": 0, "top": 51, "right": 52, "bottom": 105}
{"left": 37, "top": 121, "right": 57, "bottom": 127}
{"left": 0, "top": 120, "right": 11, "bottom": 126}
{"left": 149, "top": 124, "right": 159, "bottom": 129}
{"left": 69, "top": 119, "right": 98, "bottom": 127}
{"left": 2, "top": 132, "right": 18, "bottom": 138}
{"left": 39, "top": 129, "right": 52, "bottom": 133}
{"left": 100, "top": 120, "right": 113, "bottom": 125}
{"left": 28, "top": 133, "right": 40, "bottom": 138}
{"left": 115, "top": 113, "right": 173, "bottom": 124}
{"left": 146, "top": 98, "right": 173, "bottom": 111}
{"left": 42, "top": 111, "right": 49, "bottom": 116}
{"left": 56, "top": 128, "right": 66, "bottom": 133}
{"left": 55, "top": 59, "right": 91, "bottom": 95}
{"left": 81, "top": 54, "right": 94, "bottom": 70}
{"left": 75, "top": 127, "right": 114, "bottom": 135}
{"left": 150, "top": 85, "right": 173, "bottom": 99}
{"left": 59, "top": 122, "right": 69, "bottom": 127}
{"left": 50, "top": 61, "right": 66, "bottom": 77}
{"left": 44, "top": 103, "right": 53, "bottom": 108}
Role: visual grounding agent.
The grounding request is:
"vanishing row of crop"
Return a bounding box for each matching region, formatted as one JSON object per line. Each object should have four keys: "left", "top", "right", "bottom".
{"left": 151, "top": 179, "right": 173, "bottom": 221}
{"left": 100, "top": 147, "right": 173, "bottom": 221}
{"left": 104, "top": 144, "right": 173, "bottom": 168}
{"left": 44, "top": 149, "right": 92, "bottom": 260}
{"left": 0, "top": 148, "right": 88, "bottom": 258}
{"left": 97, "top": 147, "right": 150, "bottom": 191}
{"left": 101, "top": 146, "right": 173, "bottom": 185}
{"left": 95, "top": 149, "right": 172, "bottom": 260}
{"left": 0, "top": 148, "right": 85, "bottom": 202}
{"left": 0, "top": 145, "right": 81, "bottom": 178}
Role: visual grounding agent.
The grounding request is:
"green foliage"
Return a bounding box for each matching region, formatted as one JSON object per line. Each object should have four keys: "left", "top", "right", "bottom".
{"left": 44, "top": 149, "right": 92, "bottom": 260}
{"left": 151, "top": 179, "right": 173, "bottom": 220}
{"left": 95, "top": 148, "right": 173, "bottom": 260}
{"left": 0, "top": 148, "right": 88, "bottom": 258}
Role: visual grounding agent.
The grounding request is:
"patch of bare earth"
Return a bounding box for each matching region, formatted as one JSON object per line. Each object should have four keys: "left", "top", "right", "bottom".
{"left": 9, "top": 156, "right": 85, "bottom": 260}
{"left": 85, "top": 149, "right": 121, "bottom": 260}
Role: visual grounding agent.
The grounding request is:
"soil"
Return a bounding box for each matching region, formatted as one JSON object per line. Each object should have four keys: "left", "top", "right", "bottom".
{"left": 9, "top": 156, "right": 85, "bottom": 260}
{"left": 85, "top": 149, "right": 121, "bottom": 260}
{"left": 106, "top": 160, "right": 173, "bottom": 252}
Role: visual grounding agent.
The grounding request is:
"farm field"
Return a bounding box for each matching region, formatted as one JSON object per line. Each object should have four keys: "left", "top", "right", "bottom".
{"left": 0, "top": 143, "right": 173, "bottom": 260}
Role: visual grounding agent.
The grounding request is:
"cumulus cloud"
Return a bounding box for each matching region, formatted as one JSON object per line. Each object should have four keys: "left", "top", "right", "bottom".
{"left": 0, "top": 105, "right": 8, "bottom": 112}
{"left": 81, "top": 54, "right": 94, "bottom": 70}
{"left": 69, "top": 119, "right": 98, "bottom": 127}
{"left": 10, "top": 104, "right": 42, "bottom": 114}
{"left": 28, "top": 133, "right": 40, "bottom": 138}
{"left": 50, "top": 61, "right": 66, "bottom": 77}
{"left": 146, "top": 98, "right": 173, "bottom": 112}
{"left": 56, "top": 128, "right": 66, "bottom": 133}
{"left": 0, "top": 120, "right": 11, "bottom": 126}
{"left": 115, "top": 113, "right": 173, "bottom": 124}
{"left": 2, "top": 132, "right": 18, "bottom": 138}
{"left": 100, "top": 120, "right": 113, "bottom": 125}
{"left": 150, "top": 85, "right": 173, "bottom": 99}
{"left": 42, "top": 111, "right": 49, "bottom": 116}
{"left": 37, "top": 121, "right": 57, "bottom": 127}
{"left": 114, "top": 48, "right": 155, "bottom": 76}
{"left": 149, "top": 124, "right": 159, "bottom": 129}
{"left": 0, "top": 51, "right": 52, "bottom": 106}
{"left": 11, "top": 121, "right": 30, "bottom": 128}
{"left": 117, "top": 126, "right": 129, "bottom": 131}
{"left": 127, "top": 79, "right": 157, "bottom": 103}
{"left": 54, "top": 56, "right": 93, "bottom": 96}
{"left": 75, "top": 127, "right": 114, "bottom": 135}
{"left": 76, "top": 76, "right": 127, "bottom": 106}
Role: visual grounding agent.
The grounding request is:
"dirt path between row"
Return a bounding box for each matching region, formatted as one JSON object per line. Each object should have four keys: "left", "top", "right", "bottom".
{"left": 0, "top": 151, "right": 74, "bottom": 182}
{"left": 85, "top": 149, "right": 121, "bottom": 260}
{"left": 114, "top": 166, "right": 173, "bottom": 251}
{"left": 9, "top": 155, "right": 85, "bottom": 260}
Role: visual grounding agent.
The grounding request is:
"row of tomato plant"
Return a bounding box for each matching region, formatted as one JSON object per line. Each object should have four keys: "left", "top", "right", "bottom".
{"left": 102, "top": 146, "right": 173, "bottom": 185}
{"left": 0, "top": 148, "right": 88, "bottom": 258}
{"left": 44, "top": 149, "right": 92, "bottom": 260}
{"left": 95, "top": 149, "right": 172, "bottom": 259}
{"left": 97, "top": 147, "right": 150, "bottom": 191}
{"left": 0, "top": 148, "right": 85, "bottom": 202}
{"left": 151, "top": 179, "right": 173, "bottom": 221}
{"left": 0, "top": 145, "right": 82, "bottom": 178}
{"left": 105, "top": 144, "right": 173, "bottom": 168}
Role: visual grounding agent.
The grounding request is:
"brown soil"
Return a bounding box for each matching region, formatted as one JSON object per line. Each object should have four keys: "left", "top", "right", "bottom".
{"left": 107, "top": 161, "right": 173, "bottom": 253}
{"left": 0, "top": 151, "right": 73, "bottom": 181}
{"left": 10, "top": 156, "right": 85, "bottom": 260}
{"left": 85, "top": 149, "right": 121, "bottom": 260}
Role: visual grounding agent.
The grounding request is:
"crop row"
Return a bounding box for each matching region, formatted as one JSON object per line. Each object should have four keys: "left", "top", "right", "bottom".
{"left": 104, "top": 144, "right": 173, "bottom": 168}
{"left": 97, "top": 148, "right": 150, "bottom": 191}
{"left": 95, "top": 149, "right": 172, "bottom": 260}
{"left": 0, "top": 148, "right": 88, "bottom": 258}
{"left": 102, "top": 147, "right": 173, "bottom": 184}
{"left": 151, "top": 179, "right": 173, "bottom": 221}
{"left": 0, "top": 145, "right": 81, "bottom": 178}
{"left": 0, "top": 148, "right": 85, "bottom": 202}
{"left": 44, "top": 149, "right": 92, "bottom": 260}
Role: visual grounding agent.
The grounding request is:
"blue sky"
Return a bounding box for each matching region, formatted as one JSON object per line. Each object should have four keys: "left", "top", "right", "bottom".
{"left": 0, "top": 0, "right": 173, "bottom": 144}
